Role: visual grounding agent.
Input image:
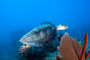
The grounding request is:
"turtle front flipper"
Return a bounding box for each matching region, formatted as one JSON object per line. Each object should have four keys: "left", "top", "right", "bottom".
{"left": 57, "top": 34, "right": 63, "bottom": 41}
{"left": 18, "top": 44, "right": 31, "bottom": 55}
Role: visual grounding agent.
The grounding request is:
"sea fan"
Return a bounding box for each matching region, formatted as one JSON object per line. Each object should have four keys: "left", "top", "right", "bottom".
{"left": 56, "top": 33, "right": 85, "bottom": 60}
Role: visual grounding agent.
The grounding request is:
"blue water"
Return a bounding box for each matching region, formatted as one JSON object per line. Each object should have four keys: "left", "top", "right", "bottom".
{"left": 0, "top": 0, "right": 90, "bottom": 60}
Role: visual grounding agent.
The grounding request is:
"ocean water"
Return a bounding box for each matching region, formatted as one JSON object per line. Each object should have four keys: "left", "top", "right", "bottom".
{"left": 0, "top": 0, "right": 90, "bottom": 60}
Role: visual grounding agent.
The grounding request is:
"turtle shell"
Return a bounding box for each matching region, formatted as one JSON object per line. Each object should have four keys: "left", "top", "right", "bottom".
{"left": 20, "top": 23, "right": 56, "bottom": 46}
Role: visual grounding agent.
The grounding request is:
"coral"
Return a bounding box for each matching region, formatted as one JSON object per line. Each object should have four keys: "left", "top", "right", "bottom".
{"left": 18, "top": 32, "right": 90, "bottom": 60}
{"left": 86, "top": 48, "right": 90, "bottom": 60}
{"left": 21, "top": 39, "right": 58, "bottom": 60}
{"left": 43, "top": 51, "right": 59, "bottom": 60}
{"left": 56, "top": 33, "right": 90, "bottom": 60}
{"left": 80, "top": 33, "right": 88, "bottom": 60}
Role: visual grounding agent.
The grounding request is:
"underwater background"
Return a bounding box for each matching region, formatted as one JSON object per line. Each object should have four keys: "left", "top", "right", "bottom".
{"left": 0, "top": 0, "right": 90, "bottom": 60}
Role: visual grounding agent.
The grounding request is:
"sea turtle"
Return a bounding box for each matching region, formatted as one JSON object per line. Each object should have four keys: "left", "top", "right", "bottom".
{"left": 18, "top": 22, "right": 68, "bottom": 55}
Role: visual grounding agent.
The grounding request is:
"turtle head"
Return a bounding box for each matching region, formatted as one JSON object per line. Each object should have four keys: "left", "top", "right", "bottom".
{"left": 56, "top": 24, "right": 68, "bottom": 30}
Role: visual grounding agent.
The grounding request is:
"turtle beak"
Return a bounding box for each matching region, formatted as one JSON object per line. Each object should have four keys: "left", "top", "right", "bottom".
{"left": 65, "top": 25, "right": 68, "bottom": 29}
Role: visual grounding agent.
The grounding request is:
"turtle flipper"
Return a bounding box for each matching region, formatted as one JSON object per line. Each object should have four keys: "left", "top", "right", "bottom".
{"left": 18, "top": 44, "right": 31, "bottom": 55}
{"left": 57, "top": 34, "right": 63, "bottom": 41}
